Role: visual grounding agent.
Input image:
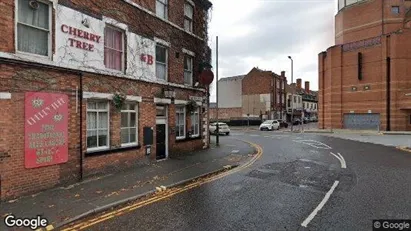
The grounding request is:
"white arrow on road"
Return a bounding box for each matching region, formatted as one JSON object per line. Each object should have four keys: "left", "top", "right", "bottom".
{"left": 330, "top": 152, "right": 347, "bottom": 169}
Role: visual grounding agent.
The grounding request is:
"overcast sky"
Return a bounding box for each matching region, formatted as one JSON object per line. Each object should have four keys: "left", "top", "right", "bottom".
{"left": 208, "top": 0, "right": 338, "bottom": 102}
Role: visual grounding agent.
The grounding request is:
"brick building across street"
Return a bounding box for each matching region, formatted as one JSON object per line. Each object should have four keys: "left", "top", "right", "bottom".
{"left": 210, "top": 67, "right": 287, "bottom": 124}
{"left": 0, "top": 0, "right": 212, "bottom": 200}
{"left": 319, "top": 0, "right": 411, "bottom": 131}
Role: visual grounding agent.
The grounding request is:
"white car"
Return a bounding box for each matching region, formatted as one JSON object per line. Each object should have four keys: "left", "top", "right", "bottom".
{"left": 259, "top": 120, "right": 280, "bottom": 131}
{"left": 209, "top": 122, "right": 230, "bottom": 135}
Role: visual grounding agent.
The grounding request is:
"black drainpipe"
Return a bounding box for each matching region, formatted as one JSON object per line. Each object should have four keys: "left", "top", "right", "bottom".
{"left": 79, "top": 73, "right": 84, "bottom": 180}
{"left": 386, "top": 57, "right": 391, "bottom": 131}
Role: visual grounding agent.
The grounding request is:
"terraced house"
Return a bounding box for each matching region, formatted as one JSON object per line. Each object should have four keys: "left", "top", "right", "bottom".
{"left": 0, "top": 0, "right": 213, "bottom": 200}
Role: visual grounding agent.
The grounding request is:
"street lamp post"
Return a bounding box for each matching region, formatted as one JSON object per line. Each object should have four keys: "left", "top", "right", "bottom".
{"left": 288, "top": 56, "right": 294, "bottom": 132}
{"left": 216, "top": 36, "right": 220, "bottom": 146}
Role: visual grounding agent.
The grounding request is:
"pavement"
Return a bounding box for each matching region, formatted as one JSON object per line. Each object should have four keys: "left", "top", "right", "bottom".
{"left": 232, "top": 123, "right": 411, "bottom": 148}
{"left": 62, "top": 130, "right": 411, "bottom": 231}
{"left": 0, "top": 136, "right": 256, "bottom": 231}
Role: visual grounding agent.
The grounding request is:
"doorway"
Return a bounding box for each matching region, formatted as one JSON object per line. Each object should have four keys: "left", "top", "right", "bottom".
{"left": 155, "top": 105, "right": 168, "bottom": 160}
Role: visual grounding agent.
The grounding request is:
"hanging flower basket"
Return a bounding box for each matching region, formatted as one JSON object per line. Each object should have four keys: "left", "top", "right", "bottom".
{"left": 112, "top": 92, "right": 126, "bottom": 111}
{"left": 186, "top": 99, "right": 198, "bottom": 114}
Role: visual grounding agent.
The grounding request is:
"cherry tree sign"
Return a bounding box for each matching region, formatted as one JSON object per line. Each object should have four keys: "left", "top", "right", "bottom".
{"left": 25, "top": 92, "right": 69, "bottom": 169}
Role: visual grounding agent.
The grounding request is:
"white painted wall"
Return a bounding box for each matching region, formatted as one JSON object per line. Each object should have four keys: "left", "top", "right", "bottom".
{"left": 286, "top": 93, "right": 303, "bottom": 110}
{"left": 55, "top": 5, "right": 106, "bottom": 70}
{"left": 218, "top": 78, "right": 243, "bottom": 108}
{"left": 127, "top": 33, "right": 156, "bottom": 80}
{"left": 54, "top": 5, "right": 156, "bottom": 80}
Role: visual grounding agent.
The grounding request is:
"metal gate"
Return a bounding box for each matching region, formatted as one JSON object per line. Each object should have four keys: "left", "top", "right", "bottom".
{"left": 343, "top": 113, "right": 380, "bottom": 130}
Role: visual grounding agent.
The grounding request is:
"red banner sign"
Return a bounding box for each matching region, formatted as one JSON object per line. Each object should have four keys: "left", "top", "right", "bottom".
{"left": 25, "top": 92, "right": 69, "bottom": 169}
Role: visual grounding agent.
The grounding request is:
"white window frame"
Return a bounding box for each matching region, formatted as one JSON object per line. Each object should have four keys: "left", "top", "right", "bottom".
{"left": 176, "top": 106, "right": 186, "bottom": 140}
{"left": 155, "top": 44, "right": 168, "bottom": 81}
{"left": 190, "top": 107, "right": 200, "bottom": 137}
{"left": 86, "top": 101, "right": 110, "bottom": 151}
{"left": 184, "top": 2, "right": 194, "bottom": 32}
{"left": 104, "top": 25, "right": 125, "bottom": 72}
{"left": 184, "top": 55, "right": 193, "bottom": 86}
{"left": 15, "top": 0, "right": 52, "bottom": 59}
{"left": 121, "top": 103, "right": 138, "bottom": 147}
{"left": 156, "top": 0, "right": 168, "bottom": 20}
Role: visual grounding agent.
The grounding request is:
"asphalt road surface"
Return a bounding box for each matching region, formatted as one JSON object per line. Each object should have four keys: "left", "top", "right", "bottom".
{"left": 79, "top": 131, "right": 411, "bottom": 231}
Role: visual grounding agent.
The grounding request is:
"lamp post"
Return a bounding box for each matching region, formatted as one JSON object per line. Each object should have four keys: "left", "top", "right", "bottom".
{"left": 216, "top": 36, "right": 220, "bottom": 146}
{"left": 288, "top": 56, "right": 294, "bottom": 132}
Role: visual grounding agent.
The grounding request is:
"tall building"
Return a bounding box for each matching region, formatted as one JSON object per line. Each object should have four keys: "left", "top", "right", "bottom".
{"left": 0, "top": 0, "right": 212, "bottom": 200}
{"left": 319, "top": 0, "right": 411, "bottom": 131}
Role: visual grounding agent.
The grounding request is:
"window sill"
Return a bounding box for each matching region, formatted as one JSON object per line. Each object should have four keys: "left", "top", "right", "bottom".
{"left": 86, "top": 145, "right": 141, "bottom": 157}
{"left": 16, "top": 51, "right": 51, "bottom": 61}
{"left": 175, "top": 135, "right": 202, "bottom": 143}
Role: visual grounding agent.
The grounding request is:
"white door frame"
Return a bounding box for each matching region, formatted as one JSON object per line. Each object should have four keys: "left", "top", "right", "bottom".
{"left": 156, "top": 105, "right": 168, "bottom": 160}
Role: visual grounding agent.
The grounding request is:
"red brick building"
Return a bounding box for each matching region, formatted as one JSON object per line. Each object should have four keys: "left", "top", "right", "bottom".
{"left": 210, "top": 68, "right": 287, "bottom": 124}
{"left": 0, "top": 0, "right": 212, "bottom": 200}
{"left": 319, "top": 0, "right": 411, "bottom": 131}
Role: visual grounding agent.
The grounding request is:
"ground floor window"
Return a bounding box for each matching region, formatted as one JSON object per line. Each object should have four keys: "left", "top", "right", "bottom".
{"left": 191, "top": 107, "right": 200, "bottom": 137}
{"left": 176, "top": 106, "right": 186, "bottom": 139}
{"left": 409, "top": 115, "right": 411, "bottom": 124}
{"left": 87, "top": 101, "right": 109, "bottom": 150}
{"left": 121, "top": 103, "right": 138, "bottom": 146}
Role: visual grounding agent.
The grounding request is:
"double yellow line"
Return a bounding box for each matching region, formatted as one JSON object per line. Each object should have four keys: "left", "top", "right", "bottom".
{"left": 61, "top": 140, "right": 262, "bottom": 230}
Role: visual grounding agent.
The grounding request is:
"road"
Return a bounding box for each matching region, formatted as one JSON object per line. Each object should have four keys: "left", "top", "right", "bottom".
{"left": 65, "top": 130, "right": 411, "bottom": 231}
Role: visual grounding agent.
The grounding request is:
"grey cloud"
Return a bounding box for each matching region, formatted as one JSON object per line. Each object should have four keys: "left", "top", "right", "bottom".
{"left": 218, "top": 1, "right": 334, "bottom": 60}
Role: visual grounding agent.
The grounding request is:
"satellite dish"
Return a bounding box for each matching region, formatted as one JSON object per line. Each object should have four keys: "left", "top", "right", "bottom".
{"left": 29, "top": 0, "right": 39, "bottom": 10}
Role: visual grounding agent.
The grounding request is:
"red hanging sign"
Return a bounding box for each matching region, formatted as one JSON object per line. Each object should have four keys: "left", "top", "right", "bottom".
{"left": 25, "top": 92, "right": 69, "bottom": 169}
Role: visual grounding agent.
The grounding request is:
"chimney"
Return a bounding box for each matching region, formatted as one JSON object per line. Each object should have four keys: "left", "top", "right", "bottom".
{"left": 305, "top": 81, "right": 310, "bottom": 92}
{"left": 296, "top": 78, "right": 302, "bottom": 89}
{"left": 281, "top": 71, "right": 285, "bottom": 78}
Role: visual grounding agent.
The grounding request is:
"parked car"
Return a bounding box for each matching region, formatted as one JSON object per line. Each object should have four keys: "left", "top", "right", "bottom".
{"left": 209, "top": 122, "right": 230, "bottom": 135}
{"left": 277, "top": 119, "right": 289, "bottom": 128}
{"left": 292, "top": 118, "right": 302, "bottom": 125}
{"left": 259, "top": 120, "right": 280, "bottom": 131}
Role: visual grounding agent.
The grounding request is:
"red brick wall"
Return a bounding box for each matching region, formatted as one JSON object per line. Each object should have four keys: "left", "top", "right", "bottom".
{"left": 0, "top": 0, "right": 212, "bottom": 200}
{"left": 241, "top": 68, "right": 287, "bottom": 114}
{"left": 319, "top": 29, "right": 411, "bottom": 131}
{"left": 0, "top": 0, "right": 211, "bottom": 86}
{"left": 209, "top": 107, "right": 242, "bottom": 120}
{"left": 335, "top": 0, "right": 406, "bottom": 45}
{"left": 0, "top": 62, "right": 207, "bottom": 200}
{"left": 242, "top": 68, "right": 272, "bottom": 95}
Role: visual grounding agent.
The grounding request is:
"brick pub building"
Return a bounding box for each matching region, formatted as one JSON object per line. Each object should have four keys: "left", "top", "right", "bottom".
{"left": 0, "top": 0, "right": 212, "bottom": 200}
{"left": 319, "top": 0, "right": 411, "bottom": 131}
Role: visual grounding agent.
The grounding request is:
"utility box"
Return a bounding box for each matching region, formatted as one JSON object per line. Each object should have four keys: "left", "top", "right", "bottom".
{"left": 143, "top": 127, "right": 153, "bottom": 145}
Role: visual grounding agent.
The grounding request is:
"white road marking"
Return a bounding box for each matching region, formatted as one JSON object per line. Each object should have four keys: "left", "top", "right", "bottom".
{"left": 301, "top": 180, "right": 340, "bottom": 227}
{"left": 231, "top": 150, "right": 240, "bottom": 153}
{"left": 336, "top": 152, "right": 347, "bottom": 168}
{"left": 293, "top": 140, "right": 332, "bottom": 150}
{"left": 249, "top": 134, "right": 260, "bottom": 137}
{"left": 330, "top": 152, "right": 347, "bottom": 169}
{"left": 270, "top": 135, "right": 290, "bottom": 139}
